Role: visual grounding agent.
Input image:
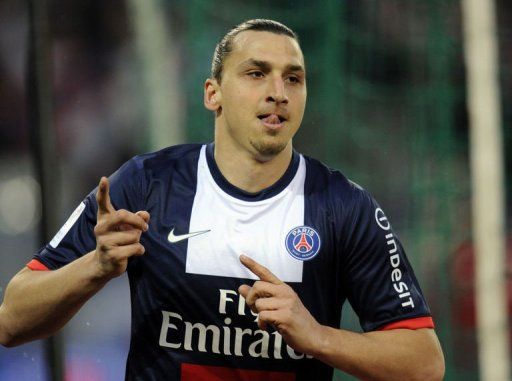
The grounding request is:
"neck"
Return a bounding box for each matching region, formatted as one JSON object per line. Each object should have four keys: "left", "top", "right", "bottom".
{"left": 213, "top": 138, "right": 293, "bottom": 194}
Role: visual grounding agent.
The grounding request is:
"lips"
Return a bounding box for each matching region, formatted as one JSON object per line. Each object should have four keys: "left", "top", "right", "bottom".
{"left": 258, "top": 113, "right": 287, "bottom": 125}
{"left": 260, "top": 114, "right": 280, "bottom": 125}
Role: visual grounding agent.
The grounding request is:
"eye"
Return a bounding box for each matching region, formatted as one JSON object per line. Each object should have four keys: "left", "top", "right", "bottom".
{"left": 248, "top": 71, "right": 264, "bottom": 78}
{"left": 286, "top": 75, "right": 301, "bottom": 84}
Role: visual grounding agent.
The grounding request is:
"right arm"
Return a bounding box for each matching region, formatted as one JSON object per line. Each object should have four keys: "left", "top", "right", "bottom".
{"left": 0, "top": 251, "right": 111, "bottom": 347}
{"left": 0, "top": 177, "right": 149, "bottom": 347}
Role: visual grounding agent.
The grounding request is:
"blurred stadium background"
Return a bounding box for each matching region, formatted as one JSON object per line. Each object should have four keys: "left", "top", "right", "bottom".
{"left": 0, "top": 0, "right": 511, "bottom": 380}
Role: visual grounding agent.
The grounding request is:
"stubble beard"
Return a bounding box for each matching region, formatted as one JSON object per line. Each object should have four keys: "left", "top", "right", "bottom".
{"left": 249, "top": 134, "right": 288, "bottom": 158}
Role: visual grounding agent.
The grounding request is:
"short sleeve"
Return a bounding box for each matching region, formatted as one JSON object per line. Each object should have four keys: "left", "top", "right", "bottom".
{"left": 32, "top": 158, "right": 146, "bottom": 270}
{"left": 341, "top": 188, "right": 433, "bottom": 332}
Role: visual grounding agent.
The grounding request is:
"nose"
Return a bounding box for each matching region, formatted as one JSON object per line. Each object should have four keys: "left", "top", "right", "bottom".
{"left": 266, "top": 77, "right": 288, "bottom": 105}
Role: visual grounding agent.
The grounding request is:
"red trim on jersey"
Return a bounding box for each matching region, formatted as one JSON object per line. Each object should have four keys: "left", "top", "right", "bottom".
{"left": 181, "top": 363, "right": 295, "bottom": 381}
{"left": 379, "top": 316, "right": 434, "bottom": 331}
{"left": 26, "top": 259, "right": 50, "bottom": 271}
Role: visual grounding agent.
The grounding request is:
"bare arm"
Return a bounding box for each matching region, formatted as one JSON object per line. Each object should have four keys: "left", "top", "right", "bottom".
{"left": 0, "top": 252, "right": 109, "bottom": 347}
{"left": 0, "top": 177, "right": 149, "bottom": 347}
{"left": 238, "top": 255, "right": 445, "bottom": 381}
{"left": 312, "top": 325, "right": 444, "bottom": 381}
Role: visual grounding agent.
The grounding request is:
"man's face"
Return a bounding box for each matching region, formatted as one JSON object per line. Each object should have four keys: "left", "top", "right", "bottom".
{"left": 208, "top": 31, "right": 307, "bottom": 160}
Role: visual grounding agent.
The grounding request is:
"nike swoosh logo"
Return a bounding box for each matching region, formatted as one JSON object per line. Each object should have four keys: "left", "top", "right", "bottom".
{"left": 167, "top": 228, "right": 210, "bottom": 243}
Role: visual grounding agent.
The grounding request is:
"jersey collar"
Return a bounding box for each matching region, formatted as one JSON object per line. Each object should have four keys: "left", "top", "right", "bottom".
{"left": 205, "top": 143, "right": 300, "bottom": 202}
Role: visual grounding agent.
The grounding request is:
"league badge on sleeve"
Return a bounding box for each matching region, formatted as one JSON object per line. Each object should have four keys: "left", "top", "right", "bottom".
{"left": 285, "top": 226, "right": 321, "bottom": 261}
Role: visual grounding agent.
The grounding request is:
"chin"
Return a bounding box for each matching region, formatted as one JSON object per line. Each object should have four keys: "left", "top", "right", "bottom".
{"left": 250, "top": 138, "right": 289, "bottom": 158}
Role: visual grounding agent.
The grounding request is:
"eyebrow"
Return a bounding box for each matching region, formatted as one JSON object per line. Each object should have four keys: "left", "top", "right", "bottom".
{"left": 240, "top": 59, "right": 305, "bottom": 73}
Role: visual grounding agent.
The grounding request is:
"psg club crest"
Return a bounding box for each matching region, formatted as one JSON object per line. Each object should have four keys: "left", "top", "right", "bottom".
{"left": 285, "top": 226, "right": 321, "bottom": 261}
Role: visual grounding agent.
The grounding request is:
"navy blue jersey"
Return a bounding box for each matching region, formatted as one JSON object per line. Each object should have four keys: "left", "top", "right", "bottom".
{"left": 31, "top": 143, "right": 433, "bottom": 381}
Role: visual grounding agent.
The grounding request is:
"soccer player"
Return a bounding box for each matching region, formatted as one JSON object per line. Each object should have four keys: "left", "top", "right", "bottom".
{"left": 0, "top": 19, "right": 444, "bottom": 381}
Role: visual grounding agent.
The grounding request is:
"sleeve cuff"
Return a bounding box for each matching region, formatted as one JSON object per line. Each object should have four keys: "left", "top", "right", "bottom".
{"left": 379, "top": 316, "right": 435, "bottom": 331}
{"left": 26, "top": 259, "right": 50, "bottom": 271}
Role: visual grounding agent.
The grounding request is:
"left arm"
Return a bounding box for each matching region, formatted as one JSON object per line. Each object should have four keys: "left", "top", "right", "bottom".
{"left": 238, "top": 255, "right": 445, "bottom": 381}
{"left": 313, "top": 326, "right": 444, "bottom": 381}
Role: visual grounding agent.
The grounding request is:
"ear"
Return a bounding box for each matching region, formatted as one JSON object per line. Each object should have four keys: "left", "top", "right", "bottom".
{"left": 204, "top": 78, "right": 222, "bottom": 112}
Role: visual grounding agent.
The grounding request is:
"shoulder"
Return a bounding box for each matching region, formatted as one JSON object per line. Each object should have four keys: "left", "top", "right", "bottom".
{"left": 302, "top": 153, "right": 371, "bottom": 207}
{"left": 301, "top": 153, "right": 379, "bottom": 243}
{"left": 105, "top": 144, "right": 203, "bottom": 208}
{"left": 112, "top": 143, "right": 204, "bottom": 184}
{"left": 129, "top": 143, "right": 203, "bottom": 173}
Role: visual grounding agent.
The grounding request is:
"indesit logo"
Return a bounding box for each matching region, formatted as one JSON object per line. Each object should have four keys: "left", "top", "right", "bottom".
{"left": 375, "top": 208, "right": 391, "bottom": 231}
{"left": 374, "top": 208, "right": 415, "bottom": 309}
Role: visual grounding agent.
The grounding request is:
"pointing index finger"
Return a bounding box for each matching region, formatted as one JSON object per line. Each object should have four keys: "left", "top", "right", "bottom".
{"left": 96, "top": 177, "right": 115, "bottom": 215}
{"left": 239, "top": 254, "right": 283, "bottom": 285}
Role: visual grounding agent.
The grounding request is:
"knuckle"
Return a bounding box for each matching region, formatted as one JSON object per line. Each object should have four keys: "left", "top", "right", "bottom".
{"left": 98, "top": 243, "right": 110, "bottom": 253}
{"left": 128, "top": 229, "right": 140, "bottom": 240}
{"left": 278, "top": 326, "right": 289, "bottom": 336}
{"left": 108, "top": 248, "right": 124, "bottom": 261}
{"left": 117, "top": 209, "right": 129, "bottom": 219}
{"left": 108, "top": 250, "right": 121, "bottom": 260}
{"left": 259, "top": 311, "right": 269, "bottom": 321}
{"left": 245, "top": 294, "right": 255, "bottom": 307}
{"left": 283, "top": 309, "right": 293, "bottom": 322}
{"left": 244, "top": 296, "right": 253, "bottom": 306}
{"left": 283, "top": 285, "right": 294, "bottom": 296}
{"left": 94, "top": 220, "right": 109, "bottom": 234}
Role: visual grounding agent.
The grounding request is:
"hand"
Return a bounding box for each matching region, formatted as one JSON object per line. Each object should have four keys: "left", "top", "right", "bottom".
{"left": 238, "top": 254, "right": 323, "bottom": 355}
{"left": 94, "top": 177, "right": 150, "bottom": 279}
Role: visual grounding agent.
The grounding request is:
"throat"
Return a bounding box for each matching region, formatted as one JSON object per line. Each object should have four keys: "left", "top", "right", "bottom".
{"left": 213, "top": 143, "right": 293, "bottom": 194}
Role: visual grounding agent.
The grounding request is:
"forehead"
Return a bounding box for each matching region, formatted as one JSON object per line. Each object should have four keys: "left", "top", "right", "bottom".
{"left": 226, "top": 30, "right": 305, "bottom": 69}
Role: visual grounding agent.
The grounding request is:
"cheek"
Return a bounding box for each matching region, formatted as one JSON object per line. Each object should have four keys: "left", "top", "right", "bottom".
{"left": 225, "top": 89, "right": 248, "bottom": 108}
{"left": 295, "top": 95, "right": 307, "bottom": 116}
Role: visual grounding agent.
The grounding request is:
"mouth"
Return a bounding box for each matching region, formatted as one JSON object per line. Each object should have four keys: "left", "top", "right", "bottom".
{"left": 257, "top": 113, "right": 287, "bottom": 129}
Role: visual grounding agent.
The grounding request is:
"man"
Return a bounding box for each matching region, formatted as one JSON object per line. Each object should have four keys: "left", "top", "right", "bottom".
{"left": 0, "top": 19, "right": 444, "bottom": 381}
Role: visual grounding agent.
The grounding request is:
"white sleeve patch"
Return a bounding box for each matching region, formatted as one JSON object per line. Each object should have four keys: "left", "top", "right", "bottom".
{"left": 49, "top": 202, "right": 87, "bottom": 248}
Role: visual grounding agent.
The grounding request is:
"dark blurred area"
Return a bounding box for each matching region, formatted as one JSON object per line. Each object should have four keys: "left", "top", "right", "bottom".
{"left": 0, "top": 1, "right": 510, "bottom": 380}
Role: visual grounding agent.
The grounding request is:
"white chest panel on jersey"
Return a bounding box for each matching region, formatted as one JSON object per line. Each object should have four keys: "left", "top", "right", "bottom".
{"left": 185, "top": 146, "right": 305, "bottom": 283}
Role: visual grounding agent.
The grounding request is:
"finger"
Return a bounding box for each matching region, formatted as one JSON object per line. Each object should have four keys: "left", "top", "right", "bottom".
{"left": 239, "top": 254, "right": 283, "bottom": 285}
{"left": 255, "top": 297, "right": 282, "bottom": 312}
{"left": 108, "top": 210, "right": 148, "bottom": 232}
{"left": 258, "top": 310, "right": 280, "bottom": 330}
{"left": 238, "top": 284, "right": 251, "bottom": 298}
{"left": 117, "top": 211, "right": 150, "bottom": 232}
{"left": 135, "top": 211, "right": 150, "bottom": 224}
{"left": 96, "top": 177, "right": 115, "bottom": 215}
{"left": 102, "top": 230, "right": 142, "bottom": 246}
{"left": 108, "top": 242, "right": 146, "bottom": 258}
{"left": 257, "top": 316, "right": 268, "bottom": 331}
{"left": 243, "top": 281, "right": 279, "bottom": 307}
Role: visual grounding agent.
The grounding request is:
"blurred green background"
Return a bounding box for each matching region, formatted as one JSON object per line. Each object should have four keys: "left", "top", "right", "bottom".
{"left": 0, "top": 0, "right": 510, "bottom": 380}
